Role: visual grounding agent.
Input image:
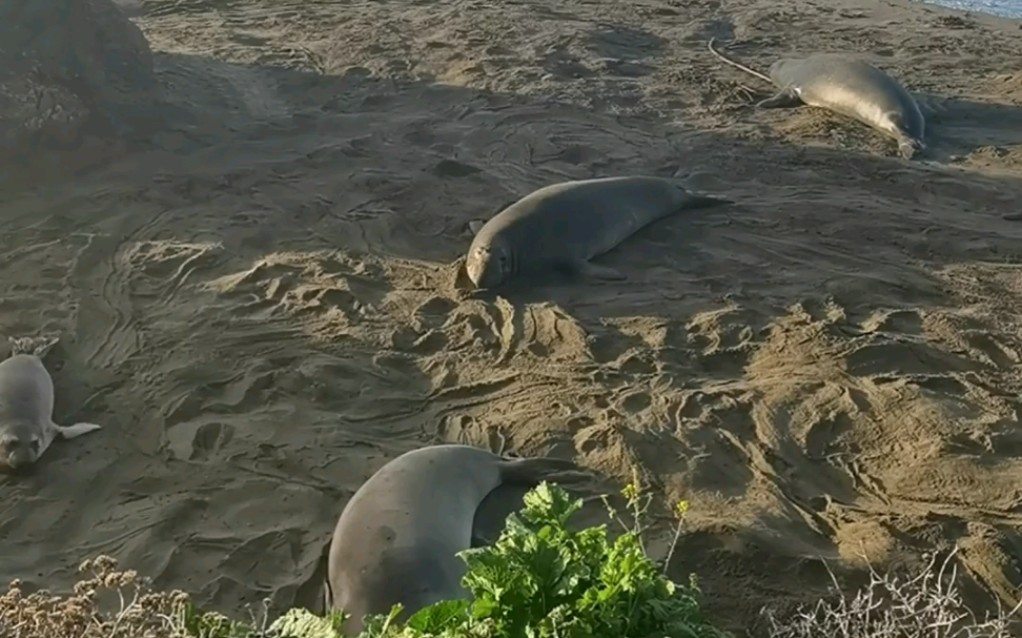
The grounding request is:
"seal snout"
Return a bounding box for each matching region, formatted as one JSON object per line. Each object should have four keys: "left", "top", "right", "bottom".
{"left": 898, "top": 137, "right": 926, "bottom": 160}
{"left": 465, "top": 244, "right": 505, "bottom": 290}
{"left": 465, "top": 245, "right": 488, "bottom": 288}
{"left": 0, "top": 436, "right": 40, "bottom": 473}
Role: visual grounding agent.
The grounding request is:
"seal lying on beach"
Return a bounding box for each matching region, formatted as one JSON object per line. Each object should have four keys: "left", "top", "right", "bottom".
{"left": 325, "top": 444, "right": 589, "bottom": 633}
{"left": 707, "top": 38, "right": 926, "bottom": 159}
{"left": 0, "top": 337, "right": 102, "bottom": 473}
{"left": 464, "top": 175, "right": 732, "bottom": 289}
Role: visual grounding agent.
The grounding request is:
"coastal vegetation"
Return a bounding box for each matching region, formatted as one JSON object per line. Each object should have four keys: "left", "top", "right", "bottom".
{"left": 1, "top": 483, "right": 1014, "bottom": 638}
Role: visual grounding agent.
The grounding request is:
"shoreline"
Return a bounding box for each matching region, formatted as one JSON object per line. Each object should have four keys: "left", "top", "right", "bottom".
{"left": 915, "top": 0, "right": 1022, "bottom": 19}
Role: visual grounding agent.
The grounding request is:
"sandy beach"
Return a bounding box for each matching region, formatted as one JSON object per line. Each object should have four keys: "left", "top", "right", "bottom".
{"left": 2, "top": 0, "right": 1022, "bottom": 632}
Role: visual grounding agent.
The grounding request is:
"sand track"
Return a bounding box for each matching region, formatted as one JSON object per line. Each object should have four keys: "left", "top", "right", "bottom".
{"left": 2, "top": 0, "right": 1022, "bottom": 630}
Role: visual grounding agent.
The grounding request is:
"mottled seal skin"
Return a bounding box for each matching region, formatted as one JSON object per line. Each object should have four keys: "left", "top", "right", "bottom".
{"left": 0, "top": 350, "right": 102, "bottom": 473}
{"left": 464, "top": 176, "right": 732, "bottom": 289}
{"left": 325, "top": 444, "right": 587, "bottom": 634}
{"left": 708, "top": 38, "right": 926, "bottom": 160}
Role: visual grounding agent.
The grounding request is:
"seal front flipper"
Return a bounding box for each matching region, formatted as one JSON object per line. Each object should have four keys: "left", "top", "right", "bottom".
{"left": 757, "top": 88, "right": 803, "bottom": 109}
{"left": 53, "top": 422, "right": 102, "bottom": 439}
{"left": 572, "top": 260, "right": 626, "bottom": 281}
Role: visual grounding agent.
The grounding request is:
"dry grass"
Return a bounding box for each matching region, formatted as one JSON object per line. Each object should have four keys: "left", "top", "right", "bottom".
{"left": 761, "top": 548, "right": 1022, "bottom": 638}
{"left": 2, "top": 547, "right": 1018, "bottom": 638}
{"left": 0, "top": 556, "right": 191, "bottom": 638}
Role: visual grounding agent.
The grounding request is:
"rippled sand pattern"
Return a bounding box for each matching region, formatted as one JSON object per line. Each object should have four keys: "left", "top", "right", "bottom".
{"left": 2, "top": 0, "right": 1022, "bottom": 629}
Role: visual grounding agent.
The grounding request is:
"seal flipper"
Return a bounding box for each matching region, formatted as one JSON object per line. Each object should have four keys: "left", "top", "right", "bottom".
{"left": 54, "top": 422, "right": 102, "bottom": 439}
{"left": 757, "top": 88, "right": 804, "bottom": 109}
{"left": 34, "top": 423, "right": 60, "bottom": 460}
{"left": 572, "top": 260, "right": 626, "bottom": 281}
{"left": 497, "top": 456, "right": 591, "bottom": 485}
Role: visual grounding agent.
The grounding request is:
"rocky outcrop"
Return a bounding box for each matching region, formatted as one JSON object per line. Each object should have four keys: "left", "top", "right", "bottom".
{"left": 0, "top": 0, "right": 157, "bottom": 164}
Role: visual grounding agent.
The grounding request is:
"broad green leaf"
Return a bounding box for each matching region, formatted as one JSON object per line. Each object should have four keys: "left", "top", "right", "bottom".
{"left": 405, "top": 599, "right": 471, "bottom": 633}
{"left": 268, "top": 608, "right": 342, "bottom": 638}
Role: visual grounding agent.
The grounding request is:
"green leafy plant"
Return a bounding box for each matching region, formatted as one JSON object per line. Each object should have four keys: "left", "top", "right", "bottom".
{"left": 454, "top": 481, "right": 728, "bottom": 638}
{"left": 260, "top": 480, "right": 730, "bottom": 638}
{"left": 270, "top": 608, "right": 347, "bottom": 638}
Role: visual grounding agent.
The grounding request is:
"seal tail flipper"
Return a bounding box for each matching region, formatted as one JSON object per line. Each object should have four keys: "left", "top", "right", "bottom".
{"left": 497, "top": 457, "right": 596, "bottom": 487}
{"left": 573, "top": 260, "right": 627, "bottom": 281}
{"left": 54, "top": 422, "right": 102, "bottom": 439}
{"left": 682, "top": 193, "right": 734, "bottom": 210}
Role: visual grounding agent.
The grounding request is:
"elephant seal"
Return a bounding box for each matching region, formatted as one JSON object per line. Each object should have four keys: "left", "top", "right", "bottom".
{"left": 0, "top": 337, "right": 102, "bottom": 473}
{"left": 464, "top": 175, "right": 731, "bottom": 289}
{"left": 707, "top": 38, "right": 926, "bottom": 159}
{"left": 325, "top": 444, "right": 589, "bottom": 633}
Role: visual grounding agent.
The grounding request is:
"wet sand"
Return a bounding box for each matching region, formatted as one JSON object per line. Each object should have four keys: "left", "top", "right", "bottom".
{"left": 2, "top": 0, "right": 1022, "bottom": 631}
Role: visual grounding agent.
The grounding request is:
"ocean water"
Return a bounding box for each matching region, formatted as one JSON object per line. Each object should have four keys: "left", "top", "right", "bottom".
{"left": 918, "top": 0, "right": 1022, "bottom": 18}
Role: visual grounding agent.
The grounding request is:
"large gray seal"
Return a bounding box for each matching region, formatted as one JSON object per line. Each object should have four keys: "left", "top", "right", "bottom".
{"left": 0, "top": 337, "right": 102, "bottom": 473}
{"left": 464, "top": 175, "right": 732, "bottom": 289}
{"left": 707, "top": 38, "right": 926, "bottom": 160}
{"left": 325, "top": 444, "right": 589, "bottom": 634}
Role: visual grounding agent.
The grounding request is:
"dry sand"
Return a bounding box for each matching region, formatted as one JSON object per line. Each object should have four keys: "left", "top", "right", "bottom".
{"left": 2, "top": 0, "right": 1022, "bottom": 632}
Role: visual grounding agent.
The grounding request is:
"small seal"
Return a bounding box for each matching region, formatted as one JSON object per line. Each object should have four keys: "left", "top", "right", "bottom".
{"left": 0, "top": 336, "right": 102, "bottom": 473}
{"left": 324, "top": 444, "right": 589, "bottom": 633}
{"left": 464, "top": 175, "right": 731, "bottom": 289}
{"left": 708, "top": 38, "right": 926, "bottom": 159}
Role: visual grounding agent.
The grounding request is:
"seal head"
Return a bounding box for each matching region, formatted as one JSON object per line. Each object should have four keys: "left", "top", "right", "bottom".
{"left": 466, "top": 238, "right": 513, "bottom": 289}
{"left": 0, "top": 421, "right": 43, "bottom": 473}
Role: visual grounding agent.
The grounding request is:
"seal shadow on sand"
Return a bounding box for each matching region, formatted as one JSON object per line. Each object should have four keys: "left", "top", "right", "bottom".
{"left": 918, "top": 94, "right": 1022, "bottom": 160}
{"left": 583, "top": 23, "right": 666, "bottom": 78}
{"left": 6, "top": 42, "right": 1022, "bottom": 631}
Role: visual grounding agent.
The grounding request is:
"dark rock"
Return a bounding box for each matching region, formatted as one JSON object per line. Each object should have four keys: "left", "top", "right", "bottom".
{"left": 0, "top": 0, "right": 157, "bottom": 166}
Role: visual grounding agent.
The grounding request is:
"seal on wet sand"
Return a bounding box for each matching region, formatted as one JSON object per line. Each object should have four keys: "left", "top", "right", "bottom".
{"left": 325, "top": 444, "right": 589, "bottom": 633}
{"left": 0, "top": 337, "right": 102, "bottom": 473}
{"left": 707, "top": 38, "right": 926, "bottom": 160}
{"left": 464, "top": 176, "right": 732, "bottom": 289}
